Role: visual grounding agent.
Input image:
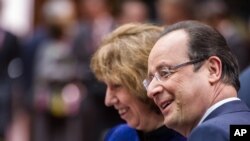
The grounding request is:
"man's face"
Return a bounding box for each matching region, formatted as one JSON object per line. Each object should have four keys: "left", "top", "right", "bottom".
{"left": 147, "top": 30, "right": 210, "bottom": 134}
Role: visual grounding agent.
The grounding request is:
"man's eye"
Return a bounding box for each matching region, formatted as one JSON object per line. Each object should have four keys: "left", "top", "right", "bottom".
{"left": 148, "top": 75, "right": 154, "bottom": 81}
{"left": 159, "top": 69, "right": 171, "bottom": 78}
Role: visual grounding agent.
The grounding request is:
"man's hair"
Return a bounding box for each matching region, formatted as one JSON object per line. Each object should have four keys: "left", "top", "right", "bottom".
{"left": 90, "top": 23, "right": 163, "bottom": 113}
{"left": 160, "top": 20, "right": 240, "bottom": 91}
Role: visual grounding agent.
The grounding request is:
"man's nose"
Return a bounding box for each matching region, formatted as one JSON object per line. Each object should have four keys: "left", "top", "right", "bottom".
{"left": 147, "top": 79, "right": 163, "bottom": 99}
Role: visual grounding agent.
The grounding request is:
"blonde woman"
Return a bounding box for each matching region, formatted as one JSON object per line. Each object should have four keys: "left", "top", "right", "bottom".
{"left": 90, "top": 23, "right": 185, "bottom": 141}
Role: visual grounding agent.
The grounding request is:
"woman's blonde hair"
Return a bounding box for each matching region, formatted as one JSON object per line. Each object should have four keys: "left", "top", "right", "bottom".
{"left": 90, "top": 23, "right": 163, "bottom": 112}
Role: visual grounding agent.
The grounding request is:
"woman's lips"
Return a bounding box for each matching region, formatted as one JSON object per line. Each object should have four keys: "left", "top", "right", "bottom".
{"left": 118, "top": 108, "right": 128, "bottom": 117}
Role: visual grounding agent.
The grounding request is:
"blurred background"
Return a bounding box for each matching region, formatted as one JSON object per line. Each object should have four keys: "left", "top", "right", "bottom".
{"left": 0, "top": 0, "right": 249, "bottom": 141}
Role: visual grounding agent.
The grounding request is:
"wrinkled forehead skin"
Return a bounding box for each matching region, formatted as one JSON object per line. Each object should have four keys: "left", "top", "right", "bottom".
{"left": 148, "top": 29, "right": 189, "bottom": 74}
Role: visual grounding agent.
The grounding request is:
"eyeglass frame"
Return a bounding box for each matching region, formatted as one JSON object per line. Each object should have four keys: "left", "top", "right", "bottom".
{"left": 143, "top": 58, "right": 206, "bottom": 90}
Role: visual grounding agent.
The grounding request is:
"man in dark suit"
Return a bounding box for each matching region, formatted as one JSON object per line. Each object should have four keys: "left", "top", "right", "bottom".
{"left": 144, "top": 20, "right": 250, "bottom": 141}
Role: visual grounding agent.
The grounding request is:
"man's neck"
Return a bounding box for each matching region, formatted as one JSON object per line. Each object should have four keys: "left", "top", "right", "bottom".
{"left": 180, "top": 84, "right": 237, "bottom": 137}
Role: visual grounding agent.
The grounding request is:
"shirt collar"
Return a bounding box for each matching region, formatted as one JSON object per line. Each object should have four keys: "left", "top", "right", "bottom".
{"left": 197, "top": 97, "right": 240, "bottom": 126}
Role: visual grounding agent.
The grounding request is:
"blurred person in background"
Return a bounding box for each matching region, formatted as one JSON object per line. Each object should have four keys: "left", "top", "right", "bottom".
{"left": 24, "top": 1, "right": 88, "bottom": 141}
{"left": 116, "top": 0, "right": 150, "bottom": 25}
{"left": 238, "top": 66, "right": 250, "bottom": 108}
{"left": 0, "top": 0, "right": 22, "bottom": 140}
{"left": 90, "top": 23, "right": 186, "bottom": 141}
{"left": 155, "top": 0, "right": 195, "bottom": 26}
{"left": 72, "top": 0, "right": 123, "bottom": 140}
{"left": 197, "top": 0, "right": 250, "bottom": 72}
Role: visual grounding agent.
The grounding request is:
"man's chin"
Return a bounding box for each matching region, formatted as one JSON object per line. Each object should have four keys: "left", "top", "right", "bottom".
{"left": 164, "top": 117, "right": 175, "bottom": 128}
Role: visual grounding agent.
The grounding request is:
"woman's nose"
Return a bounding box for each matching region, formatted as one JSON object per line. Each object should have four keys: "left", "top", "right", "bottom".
{"left": 105, "top": 87, "right": 118, "bottom": 107}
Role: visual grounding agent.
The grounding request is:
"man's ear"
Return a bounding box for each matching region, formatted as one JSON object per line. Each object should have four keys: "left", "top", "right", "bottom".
{"left": 206, "top": 56, "right": 222, "bottom": 84}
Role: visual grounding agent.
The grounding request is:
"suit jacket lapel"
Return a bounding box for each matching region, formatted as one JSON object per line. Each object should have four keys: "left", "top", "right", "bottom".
{"left": 203, "top": 100, "right": 250, "bottom": 122}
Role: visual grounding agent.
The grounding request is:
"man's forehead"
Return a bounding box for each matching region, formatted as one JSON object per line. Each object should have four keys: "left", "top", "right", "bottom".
{"left": 157, "top": 29, "right": 188, "bottom": 48}
{"left": 149, "top": 30, "right": 189, "bottom": 62}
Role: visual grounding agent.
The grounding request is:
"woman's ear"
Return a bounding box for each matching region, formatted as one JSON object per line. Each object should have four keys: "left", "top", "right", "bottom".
{"left": 206, "top": 56, "right": 222, "bottom": 84}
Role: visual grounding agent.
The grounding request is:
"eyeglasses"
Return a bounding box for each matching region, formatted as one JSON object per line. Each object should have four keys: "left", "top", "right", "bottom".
{"left": 143, "top": 58, "right": 206, "bottom": 90}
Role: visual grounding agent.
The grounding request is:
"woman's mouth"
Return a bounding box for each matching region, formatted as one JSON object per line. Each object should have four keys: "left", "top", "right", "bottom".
{"left": 118, "top": 108, "right": 128, "bottom": 117}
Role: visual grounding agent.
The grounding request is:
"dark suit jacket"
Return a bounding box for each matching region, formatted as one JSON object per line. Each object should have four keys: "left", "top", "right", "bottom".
{"left": 188, "top": 100, "right": 250, "bottom": 141}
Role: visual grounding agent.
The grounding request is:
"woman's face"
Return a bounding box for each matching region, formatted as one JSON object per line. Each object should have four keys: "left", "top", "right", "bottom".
{"left": 104, "top": 82, "right": 155, "bottom": 130}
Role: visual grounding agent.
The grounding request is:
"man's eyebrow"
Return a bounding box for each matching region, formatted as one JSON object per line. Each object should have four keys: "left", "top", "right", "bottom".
{"left": 147, "top": 62, "right": 171, "bottom": 76}
{"left": 156, "top": 62, "right": 171, "bottom": 70}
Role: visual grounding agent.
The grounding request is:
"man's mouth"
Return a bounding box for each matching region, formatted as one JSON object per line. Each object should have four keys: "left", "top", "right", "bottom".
{"left": 159, "top": 100, "right": 173, "bottom": 111}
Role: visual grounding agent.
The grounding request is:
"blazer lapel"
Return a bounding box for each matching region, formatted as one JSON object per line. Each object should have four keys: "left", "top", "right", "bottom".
{"left": 203, "top": 100, "right": 250, "bottom": 122}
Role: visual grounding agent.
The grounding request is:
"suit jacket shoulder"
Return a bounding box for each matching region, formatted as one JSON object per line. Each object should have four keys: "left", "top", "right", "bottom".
{"left": 188, "top": 100, "right": 250, "bottom": 141}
